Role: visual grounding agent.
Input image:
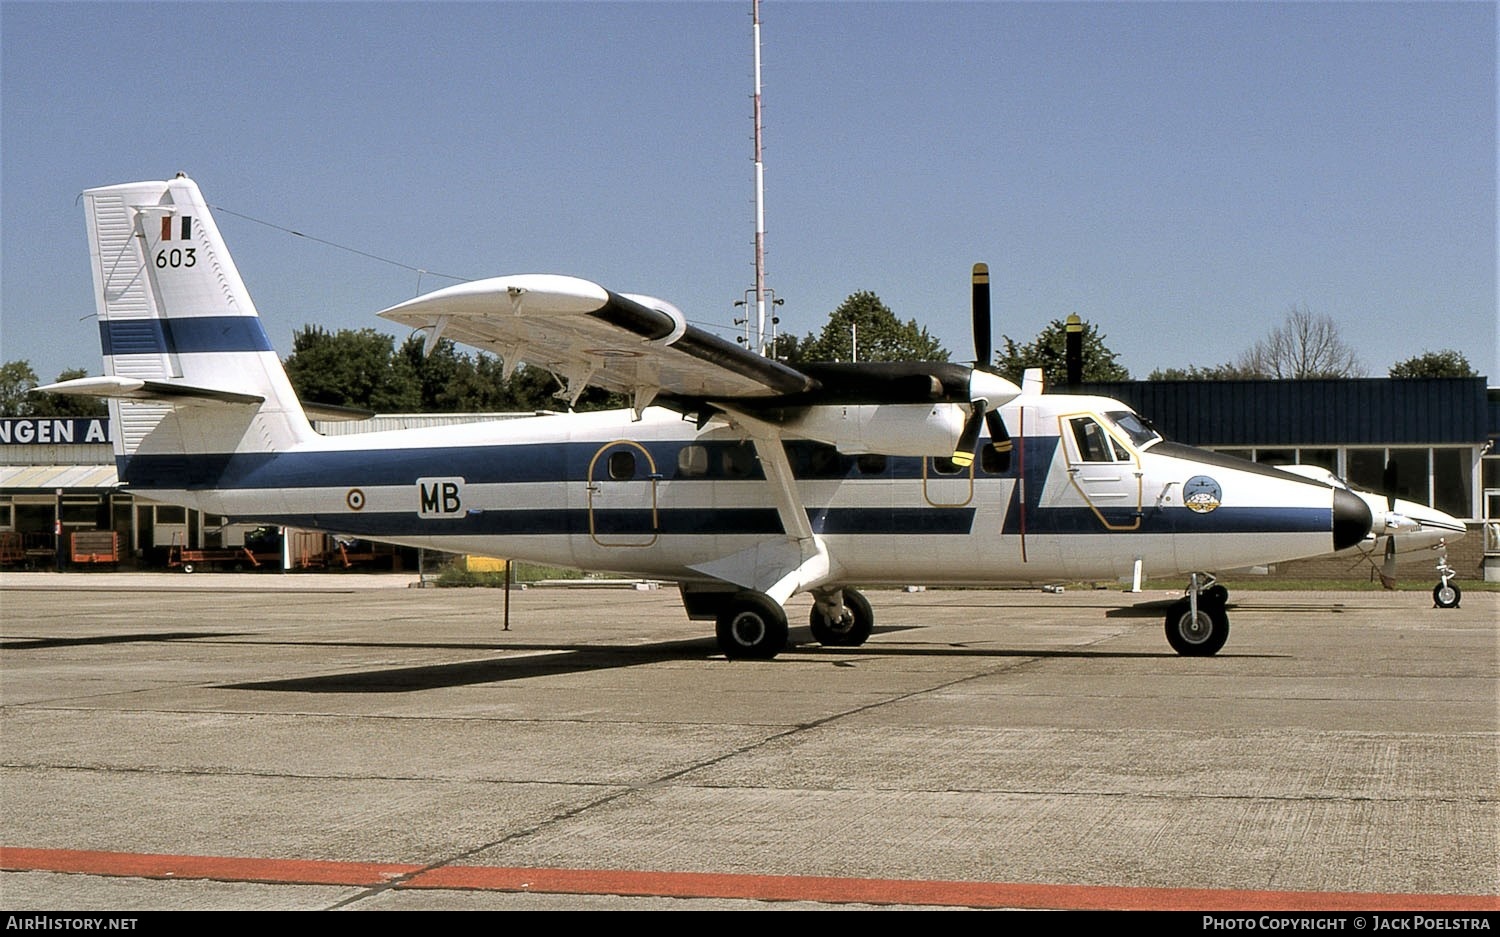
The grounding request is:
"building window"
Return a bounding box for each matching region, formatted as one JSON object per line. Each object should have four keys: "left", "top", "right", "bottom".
{"left": 1346, "top": 448, "right": 1388, "bottom": 494}
{"left": 1431, "top": 448, "right": 1472, "bottom": 519}
{"left": 1299, "top": 449, "right": 1338, "bottom": 472}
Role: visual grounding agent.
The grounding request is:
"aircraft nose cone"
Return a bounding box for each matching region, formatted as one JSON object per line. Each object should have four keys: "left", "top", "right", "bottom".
{"left": 1333, "top": 487, "right": 1373, "bottom": 551}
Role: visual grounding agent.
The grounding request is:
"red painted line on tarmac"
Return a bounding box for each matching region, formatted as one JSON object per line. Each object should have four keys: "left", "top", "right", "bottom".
{"left": 2, "top": 847, "right": 421, "bottom": 888}
{"left": 4, "top": 846, "right": 1496, "bottom": 911}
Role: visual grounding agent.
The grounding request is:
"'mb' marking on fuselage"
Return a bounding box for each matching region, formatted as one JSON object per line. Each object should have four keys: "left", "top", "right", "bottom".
{"left": 417, "top": 477, "right": 464, "bottom": 518}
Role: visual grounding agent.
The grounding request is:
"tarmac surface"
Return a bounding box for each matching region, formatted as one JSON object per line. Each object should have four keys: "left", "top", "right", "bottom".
{"left": 1, "top": 572, "right": 1496, "bottom": 911}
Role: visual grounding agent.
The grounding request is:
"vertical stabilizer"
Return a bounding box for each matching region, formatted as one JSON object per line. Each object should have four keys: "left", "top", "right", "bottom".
{"left": 84, "top": 175, "right": 312, "bottom": 458}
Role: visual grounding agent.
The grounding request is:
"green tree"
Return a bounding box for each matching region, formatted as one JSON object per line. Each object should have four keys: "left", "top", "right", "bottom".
{"left": 1388, "top": 350, "right": 1477, "bottom": 378}
{"left": 0, "top": 360, "right": 40, "bottom": 414}
{"left": 790, "top": 291, "right": 948, "bottom": 364}
{"left": 27, "top": 367, "right": 107, "bottom": 417}
{"left": 992, "top": 318, "right": 1129, "bottom": 386}
{"left": 1, "top": 361, "right": 108, "bottom": 416}
{"left": 393, "top": 335, "right": 621, "bottom": 412}
{"left": 1147, "top": 363, "right": 1267, "bottom": 381}
{"left": 284, "top": 326, "right": 420, "bottom": 412}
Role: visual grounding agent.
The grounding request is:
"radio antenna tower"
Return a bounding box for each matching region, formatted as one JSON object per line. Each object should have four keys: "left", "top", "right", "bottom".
{"left": 749, "top": 0, "right": 769, "bottom": 355}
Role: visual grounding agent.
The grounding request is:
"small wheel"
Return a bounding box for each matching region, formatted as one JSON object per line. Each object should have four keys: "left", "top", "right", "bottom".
{"left": 809, "top": 588, "right": 874, "bottom": 647}
{"left": 1203, "top": 584, "right": 1229, "bottom": 605}
{"left": 1164, "top": 597, "right": 1229, "bottom": 656}
{"left": 716, "top": 591, "right": 789, "bottom": 660}
{"left": 1433, "top": 581, "right": 1461, "bottom": 609}
{"left": 181, "top": 563, "right": 195, "bottom": 574}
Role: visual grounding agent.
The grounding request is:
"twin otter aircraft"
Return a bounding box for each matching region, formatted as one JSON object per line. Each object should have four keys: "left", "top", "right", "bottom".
{"left": 44, "top": 175, "right": 1375, "bottom": 658}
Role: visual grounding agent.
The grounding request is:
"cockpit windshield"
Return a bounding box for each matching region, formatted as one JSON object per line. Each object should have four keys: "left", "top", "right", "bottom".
{"left": 1105, "top": 410, "right": 1162, "bottom": 449}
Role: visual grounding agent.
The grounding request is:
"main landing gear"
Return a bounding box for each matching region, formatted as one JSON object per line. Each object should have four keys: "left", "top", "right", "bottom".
{"left": 715, "top": 591, "right": 790, "bottom": 660}
{"left": 707, "top": 586, "right": 875, "bottom": 660}
{"left": 1164, "top": 572, "right": 1230, "bottom": 656}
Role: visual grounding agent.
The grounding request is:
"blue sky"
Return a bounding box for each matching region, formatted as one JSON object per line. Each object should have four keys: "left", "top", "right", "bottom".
{"left": 2, "top": 1, "right": 1495, "bottom": 388}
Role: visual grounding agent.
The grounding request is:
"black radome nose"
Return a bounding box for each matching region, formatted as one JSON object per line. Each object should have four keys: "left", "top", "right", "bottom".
{"left": 1333, "top": 487, "right": 1373, "bottom": 551}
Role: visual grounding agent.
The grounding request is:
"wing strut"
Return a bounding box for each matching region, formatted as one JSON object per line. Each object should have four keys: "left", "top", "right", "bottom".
{"left": 687, "top": 411, "right": 839, "bottom": 604}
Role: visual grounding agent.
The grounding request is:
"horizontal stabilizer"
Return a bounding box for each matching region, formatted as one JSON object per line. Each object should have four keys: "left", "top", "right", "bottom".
{"left": 33, "top": 376, "right": 264, "bottom": 406}
{"left": 301, "top": 401, "right": 376, "bottom": 422}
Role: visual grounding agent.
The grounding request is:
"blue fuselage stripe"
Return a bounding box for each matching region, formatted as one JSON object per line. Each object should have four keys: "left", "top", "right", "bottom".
{"left": 101, "top": 317, "right": 273, "bottom": 356}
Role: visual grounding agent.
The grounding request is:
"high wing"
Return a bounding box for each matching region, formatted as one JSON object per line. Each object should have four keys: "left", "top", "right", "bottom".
{"left": 378, "top": 275, "right": 818, "bottom": 412}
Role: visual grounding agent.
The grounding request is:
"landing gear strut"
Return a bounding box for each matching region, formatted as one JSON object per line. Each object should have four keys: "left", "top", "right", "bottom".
{"left": 809, "top": 587, "right": 873, "bottom": 647}
{"left": 1164, "top": 572, "right": 1230, "bottom": 656}
{"left": 1432, "top": 542, "right": 1461, "bottom": 609}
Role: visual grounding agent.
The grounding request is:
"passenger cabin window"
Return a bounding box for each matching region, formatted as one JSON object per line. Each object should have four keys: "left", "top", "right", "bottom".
{"left": 721, "top": 443, "right": 756, "bottom": 478}
{"left": 677, "top": 445, "right": 709, "bottom": 477}
{"left": 607, "top": 450, "right": 636, "bottom": 480}
{"left": 980, "top": 442, "right": 1012, "bottom": 475}
{"left": 1070, "top": 417, "right": 1128, "bottom": 462}
{"left": 930, "top": 455, "right": 967, "bottom": 476}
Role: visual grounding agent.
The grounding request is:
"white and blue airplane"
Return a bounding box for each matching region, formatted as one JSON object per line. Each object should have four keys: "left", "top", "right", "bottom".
{"left": 41, "top": 175, "right": 1376, "bottom": 658}
{"left": 1278, "top": 464, "right": 1466, "bottom": 607}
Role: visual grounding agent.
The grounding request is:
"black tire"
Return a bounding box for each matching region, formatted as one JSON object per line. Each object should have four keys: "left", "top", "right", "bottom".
{"left": 1433, "top": 581, "right": 1461, "bottom": 609}
{"left": 1164, "top": 597, "right": 1229, "bottom": 656}
{"left": 1203, "top": 584, "right": 1229, "bottom": 605}
{"left": 716, "top": 591, "right": 789, "bottom": 660}
{"left": 809, "top": 588, "right": 874, "bottom": 647}
{"left": 181, "top": 563, "right": 195, "bottom": 574}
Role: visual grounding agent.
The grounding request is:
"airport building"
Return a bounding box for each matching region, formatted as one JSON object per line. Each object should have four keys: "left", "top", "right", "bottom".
{"left": 2, "top": 379, "right": 1496, "bottom": 580}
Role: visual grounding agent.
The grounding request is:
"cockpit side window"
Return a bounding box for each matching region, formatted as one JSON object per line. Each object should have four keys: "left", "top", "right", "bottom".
{"left": 1069, "top": 417, "right": 1119, "bottom": 463}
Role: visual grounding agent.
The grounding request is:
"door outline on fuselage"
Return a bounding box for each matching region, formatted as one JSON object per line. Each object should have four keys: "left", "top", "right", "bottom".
{"left": 921, "top": 454, "right": 974, "bottom": 508}
{"left": 1058, "top": 413, "right": 1143, "bottom": 531}
{"left": 586, "top": 440, "right": 660, "bottom": 547}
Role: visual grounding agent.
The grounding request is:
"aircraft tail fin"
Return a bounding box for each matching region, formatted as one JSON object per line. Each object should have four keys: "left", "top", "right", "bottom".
{"left": 80, "top": 175, "right": 313, "bottom": 460}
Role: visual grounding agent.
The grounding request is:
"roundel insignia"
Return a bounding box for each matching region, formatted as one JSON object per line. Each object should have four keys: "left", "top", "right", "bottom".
{"left": 346, "top": 488, "right": 366, "bottom": 511}
{"left": 1183, "top": 475, "right": 1222, "bottom": 514}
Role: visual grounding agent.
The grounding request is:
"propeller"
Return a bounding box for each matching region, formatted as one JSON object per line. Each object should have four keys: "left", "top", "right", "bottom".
{"left": 1379, "top": 458, "right": 1399, "bottom": 589}
{"left": 949, "top": 264, "right": 1017, "bottom": 469}
{"left": 1065, "top": 313, "right": 1084, "bottom": 390}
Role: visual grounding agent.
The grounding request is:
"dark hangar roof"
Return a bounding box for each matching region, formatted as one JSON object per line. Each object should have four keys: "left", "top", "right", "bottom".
{"left": 1080, "top": 378, "right": 1491, "bottom": 447}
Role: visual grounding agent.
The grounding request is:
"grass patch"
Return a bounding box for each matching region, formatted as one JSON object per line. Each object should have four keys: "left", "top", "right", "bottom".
{"left": 429, "top": 561, "right": 611, "bottom": 587}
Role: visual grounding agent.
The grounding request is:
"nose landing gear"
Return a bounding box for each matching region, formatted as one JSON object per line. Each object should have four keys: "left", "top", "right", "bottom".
{"left": 1165, "top": 572, "right": 1230, "bottom": 656}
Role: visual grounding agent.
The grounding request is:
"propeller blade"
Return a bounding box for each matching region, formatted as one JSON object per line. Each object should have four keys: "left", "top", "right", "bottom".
{"left": 971, "top": 263, "right": 991, "bottom": 369}
{"left": 1382, "top": 458, "right": 1398, "bottom": 512}
{"left": 950, "top": 402, "right": 984, "bottom": 468}
{"left": 984, "top": 408, "right": 1013, "bottom": 472}
{"left": 1379, "top": 535, "right": 1397, "bottom": 590}
{"left": 1065, "top": 313, "right": 1083, "bottom": 390}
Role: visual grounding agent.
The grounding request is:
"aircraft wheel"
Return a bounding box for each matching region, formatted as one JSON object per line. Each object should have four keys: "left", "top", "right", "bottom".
{"left": 1203, "top": 584, "right": 1229, "bottom": 605}
{"left": 716, "top": 591, "right": 789, "bottom": 660}
{"left": 1164, "top": 597, "right": 1229, "bottom": 656}
{"left": 181, "top": 563, "right": 195, "bottom": 574}
{"left": 1433, "top": 581, "right": 1461, "bottom": 609}
{"left": 809, "top": 588, "right": 874, "bottom": 647}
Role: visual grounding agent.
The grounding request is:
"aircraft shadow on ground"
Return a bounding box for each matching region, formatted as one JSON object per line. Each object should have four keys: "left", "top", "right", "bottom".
{"left": 219, "top": 625, "right": 1214, "bottom": 694}
{"left": 0, "top": 631, "right": 251, "bottom": 650}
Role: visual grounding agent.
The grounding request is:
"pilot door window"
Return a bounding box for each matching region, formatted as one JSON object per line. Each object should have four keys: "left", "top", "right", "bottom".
{"left": 1069, "top": 417, "right": 1128, "bottom": 462}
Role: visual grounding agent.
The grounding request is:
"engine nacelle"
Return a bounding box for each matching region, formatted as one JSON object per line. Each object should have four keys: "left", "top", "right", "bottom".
{"left": 780, "top": 403, "right": 967, "bottom": 456}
